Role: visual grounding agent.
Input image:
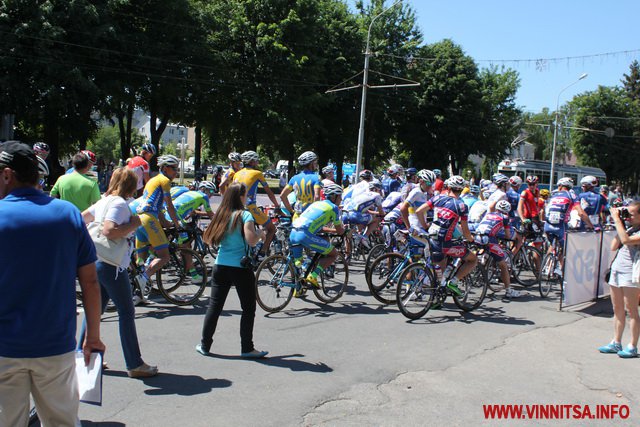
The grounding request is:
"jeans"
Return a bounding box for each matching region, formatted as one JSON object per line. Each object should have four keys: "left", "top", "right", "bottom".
{"left": 78, "top": 261, "right": 144, "bottom": 370}
{"left": 200, "top": 265, "right": 257, "bottom": 354}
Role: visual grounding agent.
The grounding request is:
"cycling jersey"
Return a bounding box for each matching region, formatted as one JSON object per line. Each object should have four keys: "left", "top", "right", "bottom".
{"left": 342, "top": 180, "right": 368, "bottom": 203}
{"left": 290, "top": 200, "right": 342, "bottom": 258}
{"left": 476, "top": 211, "right": 510, "bottom": 261}
{"left": 506, "top": 189, "right": 520, "bottom": 220}
{"left": 137, "top": 173, "right": 172, "bottom": 215}
{"left": 404, "top": 186, "right": 429, "bottom": 231}
{"left": 578, "top": 190, "right": 606, "bottom": 227}
{"left": 127, "top": 156, "right": 149, "bottom": 190}
{"left": 468, "top": 200, "right": 488, "bottom": 223}
{"left": 382, "top": 177, "right": 401, "bottom": 196}
{"left": 382, "top": 191, "right": 403, "bottom": 213}
{"left": 165, "top": 190, "right": 212, "bottom": 222}
{"left": 545, "top": 190, "right": 576, "bottom": 226}
{"left": 286, "top": 170, "right": 321, "bottom": 213}
{"left": 434, "top": 178, "right": 444, "bottom": 193}
{"left": 488, "top": 188, "right": 507, "bottom": 205}
{"left": 319, "top": 178, "right": 335, "bottom": 200}
{"left": 400, "top": 182, "right": 417, "bottom": 201}
{"left": 427, "top": 194, "right": 468, "bottom": 241}
{"left": 461, "top": 194, "right": 479, "bottom": 209}
{"left": 170, "top": 185, "right": 190, "bottom": 199}
{"left": 232, "top": 167, "right": 268, "bottom": 206}
{"left": 520, "top": 188, "right": 540, "bottom": 219}
{"left": 348, "top": 191, "right": 382, "bottom": 213}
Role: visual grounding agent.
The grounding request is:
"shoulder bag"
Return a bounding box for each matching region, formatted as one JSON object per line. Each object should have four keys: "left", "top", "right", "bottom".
{"left": 87, "top": 196, "right": 130, "bottom": 267}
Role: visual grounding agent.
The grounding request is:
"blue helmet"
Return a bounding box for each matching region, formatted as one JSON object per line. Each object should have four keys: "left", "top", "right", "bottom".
{"left": 405, "top": 167, "right": 418, "bottom": 177}
{"left": 433, "top": 169, "right": 442, "bottom": 177}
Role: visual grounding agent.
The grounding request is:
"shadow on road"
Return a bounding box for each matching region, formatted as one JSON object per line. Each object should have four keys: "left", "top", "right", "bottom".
{"left": 263, "top": 300, "right": 395, "bottom": 319}
{"left": 104, "top": 370, "right": 231, "bottom": 396}
{"left": 403, "top": 304, "right": 536, "bottom": 326}
{"left": 204, "top": 353, "right": 333, "bottom": 373}
{"left": 81, "top": 422, "right": 126, "bottom": 427}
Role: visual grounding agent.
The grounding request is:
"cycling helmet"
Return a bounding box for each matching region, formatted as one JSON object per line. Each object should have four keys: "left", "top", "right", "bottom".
{"left": 496, "top": 200, "right": 512, "bottom": 214}
{"left": 141, "top": 143, "right": 156, "bottom": 155}
{"left": 479, "top": 178, "right": 492, "bottom": 188}
{"left": 600, "top": 185, "right": 609, "bottom": 195}
{"left": 557, "top": 177, "right": 574, "bottom": 188}
{"left": 321, "top": 165, "right": 334, "bottom": 175}
{"left": 433, "top": 168, "right": 442, "bottom": 177}
{"left": 540, "top": 189, "right": 550, "bottom": 198}
{"left": 405, "top": 167, "right": 417, "bottom": 177}
{"left": 157, "top": 154, "right": 180, "bottom": 168}
{"left": 323, "top": 182, "right": 343, "bottom": 197}
{"left": 387, "top": 164, "right": 403, "bottom": 175}
{"left": 369, "top": 179, "right": 382, "bottom": 191}
{"left": 509, "top": 176, "right": 523, "bottom": 187}
{"left": 492, "top": 173, "right": 509, "bottom": 185}
{"left": 198, "top": 181, "right": 216, "bottom": 192}
{"left": 33, "top": 142, "right": 50, "bottom": 155}
{"left": 228, "top": 152, "right": 242, "bottom": 162}
{"left": 417, "top": 169, "right": 436, "bottom": 186}
{"left": 297, "top": 151, "right": 317, "bottom": 166}
{"left": 241, "top": 150, "right": 259, "bottom": 164}
{"left": 611, "top": 198, "right": 624, "bottom": 208}
{"left": 82, "top": 150, "right": 96, "bottom": 163}
{"left": 526, "top": 175, "right": 539, "bottom": 185}
{"left": 580, "top": 175, "right": 598, "bottom": 187}
{"left": 446, "top": 175, "right": 466, "bottom": 190}
{"left": 36, "top": 155, "right": 49, "bottom": 177}
{"left": 469, "top": 185, "right": 480, "bottom": 194}
{"left": 359, "top": 169, "right": 373, "bottom": 180}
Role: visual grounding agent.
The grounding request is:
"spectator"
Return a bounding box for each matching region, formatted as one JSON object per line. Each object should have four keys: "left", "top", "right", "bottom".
{"left": 598, "top": 201, "right": 640, "bottom": 358}
{"left": 0, "top": 141, "right": 105, "bottom": 426}
{"left": 79, "top": 167, "right": 158, "bottom": 378}
{"left": 197, "top": 183, "right": 268, "bottom": 358}
{"left": 50, "top": 150, "right": 101, "bottom": 211}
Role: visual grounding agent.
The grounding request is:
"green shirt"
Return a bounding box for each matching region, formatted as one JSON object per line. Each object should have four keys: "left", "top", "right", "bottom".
{"left": 50, "top": 171, "right": 101, "bottom": 212}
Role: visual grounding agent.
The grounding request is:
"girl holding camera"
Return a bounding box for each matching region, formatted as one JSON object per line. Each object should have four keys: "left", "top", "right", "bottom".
{"left": 598, "top": 201, "right": 640, "bottom": 358}
{"left": 197, "top": 183, "right": 268, "bottom": 358}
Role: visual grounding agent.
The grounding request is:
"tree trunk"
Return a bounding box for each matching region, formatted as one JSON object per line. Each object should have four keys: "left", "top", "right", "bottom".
{"left": 117, "top": 110, "right": 127, "bottom": 163}
{"left": 43, "top": 103, "right": 62, "bottom": 179}
{"left": 195, "top": 125, "right": 202, "bottom": 172}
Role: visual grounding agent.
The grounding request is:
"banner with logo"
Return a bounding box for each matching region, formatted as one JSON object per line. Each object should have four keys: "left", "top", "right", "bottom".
{"left": 563, "top": 232, "right": 601, "bottom": 307}
{"left": 597, "top": 230, "right": 617, "bottom": 298}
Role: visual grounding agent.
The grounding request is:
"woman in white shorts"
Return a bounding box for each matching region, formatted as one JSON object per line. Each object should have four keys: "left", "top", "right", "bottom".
{"left": 598, "top": 201, "right": 640, "bottom": 358}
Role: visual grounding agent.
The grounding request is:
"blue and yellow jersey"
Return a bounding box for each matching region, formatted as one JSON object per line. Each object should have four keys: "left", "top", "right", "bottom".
{"left": 170, "top": 185, "right": 190, "bottom": 199}
{"left": 137, "top": 173, "right": 172, "bottom": 215}
{"left": 164, "top": 190, "right": 212, "bottom": 222}
{"left": 222, "top": 168, "right": 235, "bottom": 183}
{"left": 129, "top": 196, "right": 144, "bottom": 215}
{"left": 292, "top": 200, "right": 341, "bottom": 234}
{"left": 286, "top": 170, "right": 321, "bottom": 213}
{"left": 232, "top": 168, "right": 267, "bottom": 206}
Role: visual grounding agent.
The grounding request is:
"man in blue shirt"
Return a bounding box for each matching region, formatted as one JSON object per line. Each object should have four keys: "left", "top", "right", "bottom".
{"left": 0, "top": 141, "right": 104, "bottom": 427}
{"left": 578, "top": 175, "right": 607, "bottom": 230}
{"left": 280, "top": 151, "right": 322, "bottom": 216}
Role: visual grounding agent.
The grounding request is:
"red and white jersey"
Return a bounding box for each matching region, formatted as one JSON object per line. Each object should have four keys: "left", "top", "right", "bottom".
{"left": 127, "top": 156, "right": 150, "bottom": 190}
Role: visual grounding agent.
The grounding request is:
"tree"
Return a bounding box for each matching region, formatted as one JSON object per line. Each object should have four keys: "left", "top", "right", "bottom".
{"left": 522, "top": 109, "right": 554, "bottom": 160}
{"left": 622, "top": 60, "right": 640, "bottom": 102}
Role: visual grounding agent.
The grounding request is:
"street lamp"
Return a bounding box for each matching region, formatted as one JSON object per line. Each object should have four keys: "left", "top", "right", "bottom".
{"left": 355, "top": 0, "right": 401, "bottom": 179}
{"left": 549, "top": 73, "right": 587, "bottom": 188}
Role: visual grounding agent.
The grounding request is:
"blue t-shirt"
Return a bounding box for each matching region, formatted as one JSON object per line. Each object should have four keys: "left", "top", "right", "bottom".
{"left": 0, "top": 188, "right": 97, "bottom": 358}
{"left": 215, "top": 210, "right": 255, "bottom": 268}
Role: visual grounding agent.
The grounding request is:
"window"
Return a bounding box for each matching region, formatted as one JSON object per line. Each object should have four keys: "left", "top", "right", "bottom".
{"left": 169, "top": 129, "right": 175, "bottom": 135}
{"left": 564, "top": 173, "right": 578, "bottom": 185}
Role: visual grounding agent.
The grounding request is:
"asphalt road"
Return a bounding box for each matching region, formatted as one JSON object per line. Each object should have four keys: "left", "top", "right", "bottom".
{"left": 75, "top": 253, "right": 639, "bottom": 427}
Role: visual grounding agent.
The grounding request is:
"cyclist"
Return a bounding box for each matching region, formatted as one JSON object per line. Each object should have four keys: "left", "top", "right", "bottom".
{"left": 321, "top": 165, "right": 335, "bottom": 186}
{"left": 400, "top": 167, "right": 418, "bottom": 200}
{"left": 475, "top": 199, "right": 522, "bottom": 298}
{"left": 382, "top": 164, "right": 403, "bottom": 196}
{"left": 506, "top": 175, "right": 525, "bottom": 252}
{"left": 342, "top": 180, "right": 386, "bottom": 249}
{"left": 400, "top": 169, "right": 436, "bottom": 234}
{"left": 36, "top": 154, "right": 49, "bottom": 191}
{"left": 135, "top": 155, "right": 182, "bottom": 289}
{"left": 169, "top": 181, "right": 216, "bottom": 224}
{"left": 219, "top": 152, "right": 243, "bottom": 195}
{"left": 518, "top": 175, "right": 542, "bottom": 235}
{"left": 544, "top": 177, "right": 594, "bottom": 274}
{"left": 487, "top": 173, "right": 509, "bottom": 212}
{"left": 461, "top": 184, "right": 480, "bottom": 209}
{"left": 232, "top": 150, "right": 281, "bottom": 261}
{"left": 33, "top": 142, "right": 50, "bottom": 160}
{"left": 280, "top": 151, "right": 321, "bottom": 217}
{"left": 170, "top": 184, "right": 190, "bottom": 199}
{"left": 342, "top": 169, "right": 373, "bottom": 204}
{"left": 416, "top": 175, "right": 476, "bottom": 298}
{"left": 577, "top": 175, "right": 607, "bottom": 230}
{"left": 433, "top": 168, "right": 445, "bottom": 193}
{"left": 127, "top": 143, "right": 156, "bottom": 197}
{"left": 289, "top": 183, "right": 345, "bottom": 295}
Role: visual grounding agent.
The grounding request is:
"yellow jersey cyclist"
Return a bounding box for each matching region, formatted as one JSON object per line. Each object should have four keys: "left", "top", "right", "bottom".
{"left": 232, "top": 150, "right": 281, "bottom": 261}
{"left": 289, "top": 183, "right": 345, "bottom": 295}
{"left": 280, "top": 151, "right": 322, "bottom": 217}
{"left": 135, "top": 155, "right": 182, "bottom": 288}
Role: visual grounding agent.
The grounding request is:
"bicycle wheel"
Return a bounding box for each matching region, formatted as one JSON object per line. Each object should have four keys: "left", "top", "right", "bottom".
{"left": 513, "top": 245, "right": 542, "bottom": 287}
{"left": 364, "top": 243, "right": 388, "bottom": 276}
{"left": 453, "top": 263, "right": 488, "bottom": 312}
{"left": 255, "top": 254, "right": 294, "bottom": 312}
{"left": 366, "top": 253, "right": 407, "bottom": 304}
{"left": 484, "top": 257, "right": 504, "bottom": 293}
{"left": 156, "top": 248, "right": 208, "bottom": 306}
{"left": 539, "top": 253, "right": 558, "bottom": 298}
{"left": 314, "top": 252, "right": 349, "bottom": 303}
{"left": 396, "top": 263, "right": 436, "bottom": 320}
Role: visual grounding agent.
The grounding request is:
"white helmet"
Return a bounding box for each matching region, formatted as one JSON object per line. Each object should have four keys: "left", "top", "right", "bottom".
{"left": 297, "top": 151, "right": 317, "bottom": 166}
{"left": 496, "top": 200, "right": 511, "bottom": 214}
{"left": 198, "top": 181, "right": 216, "bottom": 192}
{"left": 446, "top": 175, "right": 466, "bottom": 190}
{"left": 241, "top": 150, "right": 259, "bottom": 164}
{"left": 580, "top": 175, "right": 598, "bottom": 187}
{"left": 417, "top": 169, "right": 436, "bottom": 186}
{"left": 36, "top": 155, "right": 49, "bottom": 177}
{"left": 321, "top": 165, "right": 334, "bottom": 175}
{"left": 157, "top": 155, "right": 179, "bottom": 167}
{"left": 492, "top": 173, "right": 509, "bottom": 185}
{"left": 509, "top": 175, "right": 522, "bottom": 187}
{"left": 369, "top": 179, "right": 382, "bottom": 191}
{"left": 323, "top": 183, "right": 343, "bottom": 197}
{"left": 557, "top": 177, "right": 574, "bottom": 188}
{"left": 387, "top": 164, "right": 403, "bottom": 175}
{"left": 228, "top": 152, "right": 242, "bottom": 162}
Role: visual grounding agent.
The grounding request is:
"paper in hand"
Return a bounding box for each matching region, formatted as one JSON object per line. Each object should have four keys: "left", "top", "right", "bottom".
{"left": 75, "top": 351, "right": 103, "bottom": 406}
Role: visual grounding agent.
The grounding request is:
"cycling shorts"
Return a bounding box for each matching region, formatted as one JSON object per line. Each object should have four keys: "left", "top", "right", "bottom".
{"left": 429, "top": 239, "right": 469, "bottom": 263}
{"left": 247, "top": 204, "right": 269, "bottom": 226}
{"left": 289, "top": 228, "right": 333, "bottom": 259}
{"left": 544, "top": 224, "right": 566, "bottom": 247}
{"left": 138, "top": 213, "right": 169, "bottom": 251}
{"left": 486, "top": 237, "right": 506, "bottom": 262}
{"left": 341, "top": 211, "right": 372, "bottom": 225}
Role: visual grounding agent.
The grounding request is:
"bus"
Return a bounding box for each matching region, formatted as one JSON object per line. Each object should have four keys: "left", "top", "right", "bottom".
{"left": 497, "top": 159, "right": 606, "bottom": 191}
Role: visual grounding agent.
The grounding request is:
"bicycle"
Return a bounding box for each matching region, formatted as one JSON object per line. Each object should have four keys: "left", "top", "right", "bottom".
{"left": 539, "top": 233, "right": 564, "bottom": 298}
{"left": 510, "top": 226, "right": 544, "bottom": 287}
{"left": 254, "top": 234, "right": 349, "bottom": 312}
{"left": 396, "top": 240, "right": 488, "bottom": 320}
{"left": 364, "top": 220, "right": 407, "bottom": 276}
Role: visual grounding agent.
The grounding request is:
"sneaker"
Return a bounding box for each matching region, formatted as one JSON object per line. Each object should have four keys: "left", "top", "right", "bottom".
{"left": 598, "top": 341, "right": 622, "bottom": 354}
{"left": 127, "top": 362, "right": 158, "bottom": 378}
{"left": 195, "top": 344, "right": 211, "bottom": 356}
{"left": 505, "top": 287, "right": 522, "bottom": 298}
{"left": 293, "top": 287, "right": 307, "bottom": 298}
{"left": 617, "top": 345, "right": 638, "bottom": 358}
{"left": 305, "top": 273, "right": 320, "bottom": 288}
{"left": 553, "top": 266, "right": 562, "bottom": 276}
{"left": 446, "top": 280, "right": 463, "bottom": 296}
{"left": 136, "top": 273, "right": 148, "bottom": 289}
{"left": 241, "top": 349, "right": 268, "bottom": 359}
{"left": 132, "top": 295, "right": 144, "bottom": 306}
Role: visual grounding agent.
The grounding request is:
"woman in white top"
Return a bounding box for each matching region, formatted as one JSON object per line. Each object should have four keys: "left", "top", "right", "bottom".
{"left": 79, "top": 167, "right": 158, "bottom": 377}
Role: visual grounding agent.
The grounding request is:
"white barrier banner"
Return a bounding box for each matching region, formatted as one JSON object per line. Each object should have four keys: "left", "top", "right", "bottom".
{"left": 598, "top": 230, "right": 617, "bottom": 298}
{"left": 563, "top": 232, "right": 601, "bottom": 307}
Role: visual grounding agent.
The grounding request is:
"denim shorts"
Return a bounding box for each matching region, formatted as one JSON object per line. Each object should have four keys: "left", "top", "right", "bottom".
{"left": 608, "top": 270, "right": 639, "bottom": 288}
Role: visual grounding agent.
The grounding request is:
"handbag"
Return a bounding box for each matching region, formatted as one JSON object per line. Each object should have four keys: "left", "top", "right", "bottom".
{"left": 238, "top": 211, "right": 255, "bottom": 269}
{"left": 87, "top": 196, "right": 130, "bottom": 267}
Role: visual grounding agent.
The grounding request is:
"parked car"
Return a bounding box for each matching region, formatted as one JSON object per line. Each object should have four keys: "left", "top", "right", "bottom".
{"left": 264, "top": 169, "right": 278, "bottom": 178}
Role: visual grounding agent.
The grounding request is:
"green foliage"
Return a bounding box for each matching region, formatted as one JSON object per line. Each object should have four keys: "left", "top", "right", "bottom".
{"left": 622, "top": 60, "right": 640, "bottom": 101}
{"left": 522, "top": 109, "right": 554, "bottom": 160}
{"left": 87, "top": 125, "right": 121, "bottom": 162}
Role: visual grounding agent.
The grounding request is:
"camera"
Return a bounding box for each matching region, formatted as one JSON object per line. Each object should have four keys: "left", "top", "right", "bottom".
{"left": 240, "top": 255, "right": 255, "bottom": 269}
{"left": 619, "top": 207, "right": 630, "bottom": 221}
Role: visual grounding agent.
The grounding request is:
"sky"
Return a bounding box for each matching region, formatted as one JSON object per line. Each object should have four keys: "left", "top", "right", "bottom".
{"left": 351, "top": 0, "right": 640, "bottom": 112}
